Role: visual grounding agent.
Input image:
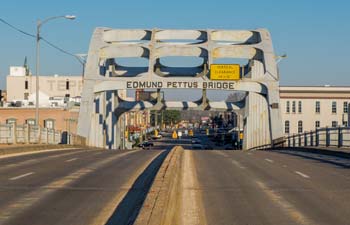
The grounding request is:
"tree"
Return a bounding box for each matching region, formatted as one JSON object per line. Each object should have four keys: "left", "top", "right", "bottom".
{"left": 163, "top": 110, "right": 181, "bottom": 125}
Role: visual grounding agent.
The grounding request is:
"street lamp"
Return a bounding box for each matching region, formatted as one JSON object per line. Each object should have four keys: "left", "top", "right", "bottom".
{"left": 35, "top": 15, "right": 76, "bottom": 125}
{"left": 75, "top": 53, "right": 87, "bottom": 77}
{"left": 275, "top": 54, "right": 287, "bottom": 64}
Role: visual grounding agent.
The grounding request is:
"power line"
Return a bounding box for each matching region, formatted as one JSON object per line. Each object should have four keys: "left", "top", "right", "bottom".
{"left": 0, "top": 17, "right": 84, "bottom": 65}
{"left": 0, "top": 18, "right": 35, "bottom": 38}
{"left": 41, "top": 37, "right": 84, "bottom": 65}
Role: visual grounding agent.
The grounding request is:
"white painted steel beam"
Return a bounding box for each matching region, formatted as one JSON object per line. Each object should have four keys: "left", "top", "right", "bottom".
{"left": 78, "top": 28, "right": 283, "bottom": 150}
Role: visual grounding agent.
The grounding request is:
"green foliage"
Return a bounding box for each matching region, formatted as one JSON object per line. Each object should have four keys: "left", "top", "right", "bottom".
{"left": 163, "top": 110, "right": 181, "bottom": 125}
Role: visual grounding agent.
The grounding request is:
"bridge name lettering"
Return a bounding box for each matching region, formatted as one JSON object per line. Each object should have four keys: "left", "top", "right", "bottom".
{"left": 126, "top": 81, "right": 235, "bottom": 90}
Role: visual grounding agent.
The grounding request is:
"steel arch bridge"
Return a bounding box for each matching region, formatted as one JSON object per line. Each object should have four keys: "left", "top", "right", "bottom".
{"left": 77, "top": 28, "right": 283, "bottom": 150}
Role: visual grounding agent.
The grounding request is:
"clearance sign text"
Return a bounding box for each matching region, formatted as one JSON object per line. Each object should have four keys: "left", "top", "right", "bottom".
{"left": 210, "top": 64, "right": 240, "bottom": 80}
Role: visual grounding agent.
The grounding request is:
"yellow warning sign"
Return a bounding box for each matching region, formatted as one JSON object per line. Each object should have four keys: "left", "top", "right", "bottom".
{"left": 210, "top": 64, "right": 240, "bottom": 80}
{"left": 172, "top": 130, "right": 178, "bottom": 139}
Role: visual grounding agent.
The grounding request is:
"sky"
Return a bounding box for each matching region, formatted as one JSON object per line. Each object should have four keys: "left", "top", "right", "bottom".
{"left": 0, "top": 0, "right": 350, "bottom": 91}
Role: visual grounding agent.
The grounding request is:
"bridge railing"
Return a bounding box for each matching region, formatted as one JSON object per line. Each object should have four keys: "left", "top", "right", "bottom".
{"left": 250, "top": 126, "right": 350, "bottom": 150}
{"left": 0, "top": 123, "right": 62, "bottom": 145}
{"left": 285, "top": 127, "right": 350, "bottom": 148}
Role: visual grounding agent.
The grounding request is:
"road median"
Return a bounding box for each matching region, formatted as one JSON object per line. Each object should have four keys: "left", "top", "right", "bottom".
{"left": 134, "top": 146, "right": 184, "bottom": 225}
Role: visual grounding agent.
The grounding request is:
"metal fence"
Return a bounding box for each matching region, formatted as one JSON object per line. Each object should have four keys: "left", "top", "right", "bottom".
{"left": 0, "top": 123, "right": 61, "bottom": 145}
{"left": 249, "top": 126, "right": 350, "bottom": 150}
{"left": 285, "top": 127, "right": 350, "bottom": 148}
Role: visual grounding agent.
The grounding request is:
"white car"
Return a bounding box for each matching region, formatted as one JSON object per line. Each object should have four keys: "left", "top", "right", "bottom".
{"left": 151, "top": 134, "right": 162, "bottom": 139}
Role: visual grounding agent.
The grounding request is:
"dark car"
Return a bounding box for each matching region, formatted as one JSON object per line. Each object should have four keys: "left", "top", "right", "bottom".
{"left": 138, "top": 141, "right": 154, "bottom": 149}
{"left": 191, "top": 138, "right": 201, "bottom": 144}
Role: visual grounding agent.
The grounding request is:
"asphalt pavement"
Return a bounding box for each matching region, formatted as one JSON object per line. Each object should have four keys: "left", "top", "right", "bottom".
{"left": 187, "top": 148, "right": 350, "bottom": 225}
{"left": 0, "top": 147, "right": 167, "bottom": 225}
{"left": 2, "top": 134, "right": 350, "bottom": 225}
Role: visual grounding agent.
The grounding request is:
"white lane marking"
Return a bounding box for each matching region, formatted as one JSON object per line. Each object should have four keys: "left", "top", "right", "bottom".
{"left": 256, "top": 181, "right": 315, "bottom": 225}
{"left": 247, "top": 153, "right": 252, "bottom": 155}
{"left": 295, "top": 171, "right": 310, "bottom": 179}
{"left": 265, "top": 158, "right": 274, "bottom": 163}
{"left": 231, "top": 159, "right": 246, "bottom": 169}
{"left": 65, "top": 158, "right": 78, "bottom": 162}
{"left": 9, "top": 172, "right": 34, "bottom": 181}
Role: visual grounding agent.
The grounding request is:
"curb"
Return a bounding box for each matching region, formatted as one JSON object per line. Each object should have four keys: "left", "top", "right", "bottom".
{"left": 0, "top": 144, "right": 87, "bottom": 158}
{"left": 134, "top": 146, "right": 184, "bottom": 225}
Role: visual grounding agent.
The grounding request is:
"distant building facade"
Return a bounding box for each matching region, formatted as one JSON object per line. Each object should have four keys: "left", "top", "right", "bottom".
{"left": 280, "top": 86, "right": 350, "bottom": 135}
{"left": 0, "top": 107, "right": 79, "bottom": 133}
{"left": 3, "top": 67, "right": 350, "bottom": 137}
{"left": 6, "top": 66, "right": 83, "bottom": 106}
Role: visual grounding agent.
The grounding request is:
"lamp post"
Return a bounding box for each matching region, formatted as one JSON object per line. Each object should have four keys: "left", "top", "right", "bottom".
{"left": 75, "top": 53, "right": 87, "bottom": 77}
{"left": 35, "top": 15, "right": 76, "bottom": 126}
{"left": 276, "top": 54, "right": 287, "bottom": 64}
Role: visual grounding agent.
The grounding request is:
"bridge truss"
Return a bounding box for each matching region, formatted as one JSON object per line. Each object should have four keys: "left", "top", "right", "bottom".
{"left": 78, "top": 28, "right": 282, "bottom": 149}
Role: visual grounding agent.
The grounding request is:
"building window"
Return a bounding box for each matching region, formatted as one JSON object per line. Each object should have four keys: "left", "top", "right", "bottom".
{"left": 25, "top": 80, "right": 28, "bottom": 90}
{"left": 24, "top": 93, "right": 29, "bottom": 100}
{"left": 292, "top": 101, "right": 296, "bottom": 113}
{"left": 285, "top": 120, "right": 290, "bottom": 134}
{"left": 332, "top": 121, "right": 338, "bottom": 128}
{"left": 315, "top": 121, "right": 320, "bottom": 129}
{"left": 6, "top": 118, "right": 17, "bottom": 125}
{"left": 343, "top": 102, "right": 348, "bottom": 113}
{"left": 44, "top": 119, "right": 55, "bottom": 129}
{"left": 298, "top": 101, "right": 302, "bottom": 113}
{"left": 298, "top": 120, "right": 303, "bottom": 133}
{"left": 332, "top": 101, "right": 337, "bottom": 114}
{"left": 315, "top": 101, "right": 320, "bottom": 113}
{"left": 286, "top": 101, "right": 290, "bottom": 113}
{"left": 343, "top": 121, "right": 348, "bottom": 127}
{"left": 66, "top": 80, "right": 70, "bottom": 90}
{"left": 26, "top": 119, "right": 35, "bottom": 125}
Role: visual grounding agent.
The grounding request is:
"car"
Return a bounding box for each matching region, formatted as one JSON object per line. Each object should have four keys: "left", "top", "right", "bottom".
{"left": 138, "top": 141, "right": 154, "bottom": 149}
{"left": 191, "top": 138, "right": 201, "bottom": 144}
{"left": 191, "top": 144, "right": 204, "bottom": 150}
{"left": 159, "top": 131, "right": 167, "bottom": 136}
{"left": 151, "top": 134, "right": 162, "bottom": 139}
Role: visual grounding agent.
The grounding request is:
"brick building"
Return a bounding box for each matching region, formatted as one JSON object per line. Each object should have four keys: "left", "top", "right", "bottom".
{"left": 0, "top": 108, "right": 79, "bottom": 133}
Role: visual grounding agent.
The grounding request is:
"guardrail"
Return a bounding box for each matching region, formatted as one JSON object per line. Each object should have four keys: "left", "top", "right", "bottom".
{"left": 0, "top": 123, "right": 62, "bottom": 145}
{"left": 285, "top": 127, "right": 350, "bottom": 148}
{"left": 250, "top": 126, "right": 350, "bottom": 150}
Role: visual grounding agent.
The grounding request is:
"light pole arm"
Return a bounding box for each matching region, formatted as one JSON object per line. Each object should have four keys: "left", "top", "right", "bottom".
{"left": 39, "top": 15, "right": 75, "bottom": 28}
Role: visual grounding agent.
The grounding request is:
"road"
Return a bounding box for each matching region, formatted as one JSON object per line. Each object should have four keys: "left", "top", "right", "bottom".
{"left": 0, "top": 146, "right": 170, "bottom": 225}
{"left": 185, "top": 147, "right": 350, "bottom": 225}
{"left": 2, "top": 135, "right": 350, "bottom": 225}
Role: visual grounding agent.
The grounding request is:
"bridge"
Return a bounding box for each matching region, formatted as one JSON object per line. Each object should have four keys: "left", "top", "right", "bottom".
{"left": 1, "top": 27, "right": 350, "bottom": 225}
{"left": 77, "top": 28, "right": 283, "bottom": 149}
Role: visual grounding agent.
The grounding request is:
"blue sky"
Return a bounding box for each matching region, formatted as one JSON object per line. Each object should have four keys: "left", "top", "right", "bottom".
{"left": 1, "top": 0, "right": 350, "bottom": 90}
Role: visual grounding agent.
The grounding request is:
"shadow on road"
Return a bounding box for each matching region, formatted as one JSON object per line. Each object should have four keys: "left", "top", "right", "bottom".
{"left": 104, "top": 150, "right": 170, "bottom": 225}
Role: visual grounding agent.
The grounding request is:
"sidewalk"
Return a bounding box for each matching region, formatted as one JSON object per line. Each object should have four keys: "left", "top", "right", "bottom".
{"left": 0, "top": 144, "right": 82, "bottom": 157}
{"left": 275, "top": 146, "right": 350, "bottom": 158}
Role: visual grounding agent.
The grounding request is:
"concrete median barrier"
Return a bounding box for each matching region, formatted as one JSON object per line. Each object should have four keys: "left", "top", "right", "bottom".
{"left": 134, "top": 146, "right": 184, "bottom": 225}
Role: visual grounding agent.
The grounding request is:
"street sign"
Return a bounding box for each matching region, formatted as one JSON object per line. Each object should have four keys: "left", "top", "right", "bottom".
{"left": 210, "top": 64, "right": 240, "bottom": 80}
